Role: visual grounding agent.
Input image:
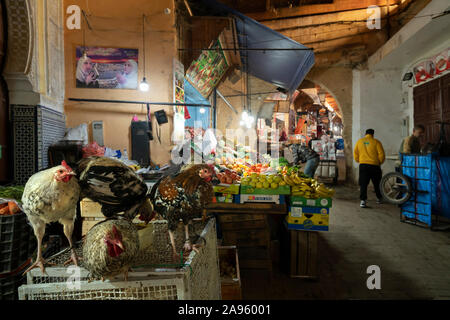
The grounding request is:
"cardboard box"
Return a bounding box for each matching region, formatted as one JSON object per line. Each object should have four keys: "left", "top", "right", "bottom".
{"left": 213, "top": 193, "right": 234, "bottom": 203}
{"left": 213, "top": 184, "right": 240, "bottom": 195}
{"left": 240, "top": 185, "right": 291, "bottom": 195}
{"left": 238, "top": 194, "right": 285, "bottom": 204}
{"left": 286, "top": 206, "right": 329, "bottom": 231}
{"left": 290, "top": 196, "right": 332, "bottom": 208}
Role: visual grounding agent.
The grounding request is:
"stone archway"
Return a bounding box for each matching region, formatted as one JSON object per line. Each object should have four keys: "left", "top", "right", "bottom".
{"left": 305, "top": 67, "right": 354, "bottom": 182}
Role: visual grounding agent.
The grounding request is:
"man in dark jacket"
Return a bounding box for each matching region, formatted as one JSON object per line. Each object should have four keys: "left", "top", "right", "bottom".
{"left": 291, "top": 143, "right": 320, "bottom": 178}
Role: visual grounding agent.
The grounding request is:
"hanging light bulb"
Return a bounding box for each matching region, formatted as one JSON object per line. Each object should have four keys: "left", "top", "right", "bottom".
{"left": 140, "top": 15, "right": 149, "bottom": 92}
{"left": 199, "top": 107, "right": 206, "bottom": 114}
{"left": 242, "top": 111, "right": 248, "bottom": 120}
{"left": 139, "top": 77, "right": 149, "bottom": 92}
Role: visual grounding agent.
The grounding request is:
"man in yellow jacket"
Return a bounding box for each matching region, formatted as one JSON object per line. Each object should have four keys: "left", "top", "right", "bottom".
{"left": 353, "top": 129, "right": 385, "bottom": 208}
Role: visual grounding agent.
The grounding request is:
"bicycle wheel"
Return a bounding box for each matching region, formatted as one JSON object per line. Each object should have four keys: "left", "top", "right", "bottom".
{"left": 380, "top": 172, "right": 412, "bottom": 205}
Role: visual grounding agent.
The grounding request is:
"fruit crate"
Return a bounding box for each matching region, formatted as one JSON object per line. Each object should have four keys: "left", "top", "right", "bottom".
{"left": 240, "top": 185, "right": 291, "bottom": 195}
{"left": 290, "top": 196, "right": 332, "bottom": 208}
{"left": 18, "top": 219, "right": 221, "bottom": 300}
{"left": 213, "top": 184, "right": 240, "bottom": 195}
{"left": 286, "top": 207, "right": 330, "bottom": 231}
{"left": 0, "top": 212, "right": 36, "bottom": 273}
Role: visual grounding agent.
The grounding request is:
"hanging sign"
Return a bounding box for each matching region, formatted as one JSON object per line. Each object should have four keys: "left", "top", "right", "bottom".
{"left": 413, "top": 47, "right": 449, "bottom": 84}
{"left": 185, "top": 34, "right": 231, "bottom": 98}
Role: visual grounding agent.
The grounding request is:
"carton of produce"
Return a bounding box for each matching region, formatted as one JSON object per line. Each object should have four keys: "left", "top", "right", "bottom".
{"left": 213, "top": 184, "right": 240, "bottom": 195}
{"left": 290, "top": 196, "right": 332, "bottom": 208}
{"left": 238, "top": 194, "right": 285, "bottom": 204}
{"left": 286, "top": 206, "right": 329, "bottom": 231}
{"left": 240, "top": 185, "right": 291, "bottom": 195}
{"left": 213, "top": 193, "right": 234, "bottom": 203}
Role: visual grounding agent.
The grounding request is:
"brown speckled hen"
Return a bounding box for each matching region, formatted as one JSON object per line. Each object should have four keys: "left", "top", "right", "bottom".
{"left": 83, "top": 218, "right": 139, "bottom": 281}
{"left": 21, "top": 161, "right": 80, "bottom": 274}
{"left": 150, "top": 164, "right": 214, "bottom": 261}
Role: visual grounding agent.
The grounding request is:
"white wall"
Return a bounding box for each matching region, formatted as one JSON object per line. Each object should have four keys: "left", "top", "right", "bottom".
{"left": 352, "top": 0, "right": 450, "bottom": 183}
{"left": 352, "top": 68, "right": 403, "bottom": 180}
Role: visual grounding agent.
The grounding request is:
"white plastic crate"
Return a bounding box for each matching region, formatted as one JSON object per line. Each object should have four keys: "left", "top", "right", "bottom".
{"left": 18, "top": 219, "right": 221, "bottom": 300}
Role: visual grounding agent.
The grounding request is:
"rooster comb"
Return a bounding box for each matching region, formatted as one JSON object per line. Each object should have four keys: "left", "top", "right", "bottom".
{"left": 61, "top": 160, "right": 72, "bottom": 172}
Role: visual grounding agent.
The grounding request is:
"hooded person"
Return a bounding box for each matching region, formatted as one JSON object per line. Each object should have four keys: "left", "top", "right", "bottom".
{"left": 76, "top": 54, "right": 99, "bottom": 88}
{"left": 116, "top": 59, "right": 138, "bottom": 89}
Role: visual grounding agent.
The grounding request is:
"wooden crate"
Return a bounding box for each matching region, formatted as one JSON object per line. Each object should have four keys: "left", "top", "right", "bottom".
{"left": 218, "top": 246, "right": 242, "bottom": 300}
{"left": 221, "top": 229, "right": 270, "bottom": 247}
{"left": 289, "top": 230, "right": 318, "bottom": 279}
{"left": 219, "top": 214, "right": 273, "bottom": 275}
{"left": 81, "top": 218, "right": 105, "bottom": 236}
{"left": 80, "top": 199, "right": 103, "bottom": 218}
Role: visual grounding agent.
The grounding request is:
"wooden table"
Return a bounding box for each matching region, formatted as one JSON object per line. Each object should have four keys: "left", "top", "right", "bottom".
{"left": 206, "top": 203, "right": 288, "bottom": 276}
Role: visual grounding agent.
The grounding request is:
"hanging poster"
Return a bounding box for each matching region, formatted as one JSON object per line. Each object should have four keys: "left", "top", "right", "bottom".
{"left": 75, "top": 46, "right": 138, "bottom": 89}
{"left": 185, "top": 37, "right": 231, "bottom": 98}
{"left": 173, "top": 59, "right": 185, "bottom": 142}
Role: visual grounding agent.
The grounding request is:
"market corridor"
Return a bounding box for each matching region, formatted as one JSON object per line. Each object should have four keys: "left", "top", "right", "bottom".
{"left": 241, "top": 185, "right": 450, "bottom": 300}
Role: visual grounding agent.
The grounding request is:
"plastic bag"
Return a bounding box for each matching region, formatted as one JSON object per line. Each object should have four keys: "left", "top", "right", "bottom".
{"left": 203, "top": 129, "right": 217, "bottom": 156}
{"left": 82, "top": 141, "right": 105, "bottom": 158}
{"left": 63, "top": 123, "right": 88, "bottom": 145}
{"left": 0, "top": 198, "right": 23, "bottom": 216}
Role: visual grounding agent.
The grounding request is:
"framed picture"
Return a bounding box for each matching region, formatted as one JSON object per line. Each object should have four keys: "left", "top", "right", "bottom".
{"left": 75, "top": 46, "right": 139, "bottom": 89}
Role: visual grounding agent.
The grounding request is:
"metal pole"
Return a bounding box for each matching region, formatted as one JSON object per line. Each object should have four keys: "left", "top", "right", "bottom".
{"left": 68, "top": 97, "right": 210, "bottom": 107}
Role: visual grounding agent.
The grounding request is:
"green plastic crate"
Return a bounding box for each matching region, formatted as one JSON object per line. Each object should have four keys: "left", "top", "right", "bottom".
{"left": 290, "top": 196, "right": 332, "bottom": 208}
{"left": 240, "top": 185, "right": 291, "bottom": 195}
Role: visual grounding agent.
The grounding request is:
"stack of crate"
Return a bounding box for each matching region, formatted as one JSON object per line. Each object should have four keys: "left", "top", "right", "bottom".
{"left": 0, "top": 212, "right": 35, "bottom": 299}
{"left": 219, "top": 214, "right": 272, "bottom": 274}
{"left": 80, "top": 199, "right": 106, "bottom": 236}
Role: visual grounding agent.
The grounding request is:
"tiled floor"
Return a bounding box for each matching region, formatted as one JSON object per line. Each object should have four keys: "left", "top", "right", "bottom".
{"left": 240, "top": 185, "right": 450, "bottom": 299}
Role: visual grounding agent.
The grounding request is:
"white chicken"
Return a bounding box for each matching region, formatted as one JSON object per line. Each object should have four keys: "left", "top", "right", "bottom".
{"left": 21, "top": 161, "right": 80, "bottom": 274}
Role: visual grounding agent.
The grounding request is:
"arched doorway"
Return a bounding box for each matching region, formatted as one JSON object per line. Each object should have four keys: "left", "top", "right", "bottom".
{"left": 292, "top": 80, "right": 346, "bottom": 181}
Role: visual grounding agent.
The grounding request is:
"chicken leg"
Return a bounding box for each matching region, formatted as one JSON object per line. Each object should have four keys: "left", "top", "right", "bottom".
{"left": 168, "top": 230, "right": 181, "bottom": 262}
{"left": 183, "top": 224, "right": 201, "bottom": 254}
{"left": 61, "top": 217, "right": 79, "bottom": 267}
{"left": 23, "top": 218, "right": 47, "bottom": 275}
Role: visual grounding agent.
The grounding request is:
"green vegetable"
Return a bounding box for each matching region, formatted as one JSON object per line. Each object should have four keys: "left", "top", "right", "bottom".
{"left": 0, "top": 186, "right": 25, "bottom": 203}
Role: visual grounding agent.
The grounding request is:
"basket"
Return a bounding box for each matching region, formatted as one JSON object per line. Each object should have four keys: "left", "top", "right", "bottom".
{"left": 18, "top": 219, "right": 221, "bottom": 300}
{"left": 0, "top": 212, "right": 36, "bottom": 273}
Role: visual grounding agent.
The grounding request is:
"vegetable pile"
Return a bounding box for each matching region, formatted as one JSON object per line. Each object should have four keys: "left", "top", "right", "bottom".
{"left": 0, "top": 186, "right": 25, "bottom": 202}
{"left": 0, "top": 201, "right": 21, "bottom": 216}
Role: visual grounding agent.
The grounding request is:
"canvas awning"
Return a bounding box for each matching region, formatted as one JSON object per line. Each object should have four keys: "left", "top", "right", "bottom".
{"left": 197, "top": 0, "right": 315, "bottom": 95}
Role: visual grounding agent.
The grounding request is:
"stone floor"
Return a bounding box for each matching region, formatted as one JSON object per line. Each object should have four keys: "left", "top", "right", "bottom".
{"left": 240, "top": 185, "right": 450, "bottom": 300}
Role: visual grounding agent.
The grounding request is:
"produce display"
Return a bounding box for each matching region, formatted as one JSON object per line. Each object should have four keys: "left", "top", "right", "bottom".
{"left": 240, "top": 173, "right": 285, "bottom": 189}
{"left": 217, "top": 169, "right": 241, "bottom": 184}
{"left": 0, "top": 201, "right": 21, "bottom": 216}
{"left": 289, "top": 177, "right": 335, "bottom": 198}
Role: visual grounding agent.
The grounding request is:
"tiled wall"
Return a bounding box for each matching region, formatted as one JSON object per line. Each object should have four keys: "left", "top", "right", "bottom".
{"left": 12, "top": 105, "right": 65, "bottom": 184}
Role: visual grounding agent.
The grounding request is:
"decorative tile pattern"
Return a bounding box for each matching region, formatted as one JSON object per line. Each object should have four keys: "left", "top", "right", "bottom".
{"left": 4, "top": 0, "right": 32, "bottom": 74}
{"left": 12, "top": 105, "right": 65, "bottom": 184}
